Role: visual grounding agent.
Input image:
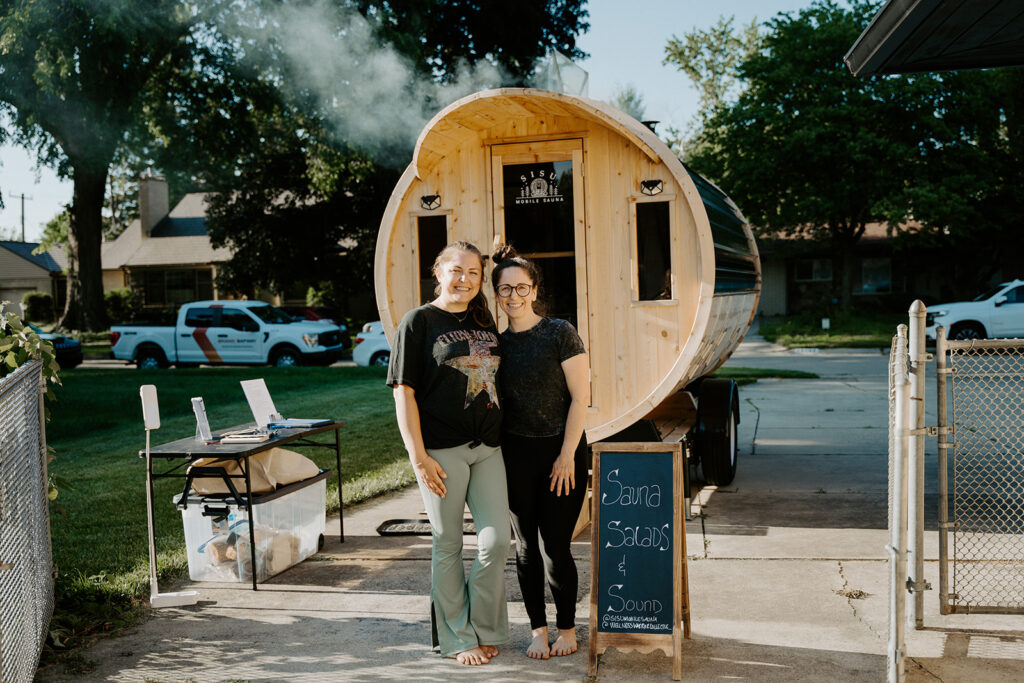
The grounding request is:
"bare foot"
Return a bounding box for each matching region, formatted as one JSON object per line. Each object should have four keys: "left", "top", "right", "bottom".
{"left": 550, "top": 628, "right": 578, "bottom": 656}
{"left": 526, "top": 626, "right": 550, "bottom": 659}
{"left": 481, "top": 645, "right": 499, "bottom": 658}
{"left": 454, "top": 646, "right": 490, "bottom": 665}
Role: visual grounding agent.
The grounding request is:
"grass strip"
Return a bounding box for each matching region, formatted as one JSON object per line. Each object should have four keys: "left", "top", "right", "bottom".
{"left": 759, "top": 310, "right": 902, "bottom": 348}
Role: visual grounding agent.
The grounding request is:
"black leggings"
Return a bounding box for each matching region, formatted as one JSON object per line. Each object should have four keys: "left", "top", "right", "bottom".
{"left": 502, "top": 432, "right": 588, "bottom": 631}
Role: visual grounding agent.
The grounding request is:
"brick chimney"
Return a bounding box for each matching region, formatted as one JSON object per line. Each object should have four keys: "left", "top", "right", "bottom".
{"left": 139, "top": 169, "right": 168, "bottom": 238}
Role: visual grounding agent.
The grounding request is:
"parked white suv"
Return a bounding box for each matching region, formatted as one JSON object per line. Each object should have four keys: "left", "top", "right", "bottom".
{"left": 353, "top": 321, "right": 391, "bottom": 367}
{"left": 926, "top": 280, "right": 1024, "bottom": 341}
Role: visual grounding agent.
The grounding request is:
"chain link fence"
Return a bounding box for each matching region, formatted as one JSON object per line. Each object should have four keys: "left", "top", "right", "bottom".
{"left": 943, "top": 339, "right": 1024, "bottom": 613}
{"left": 0, "top": 360, "right": 54, "bottom": 683}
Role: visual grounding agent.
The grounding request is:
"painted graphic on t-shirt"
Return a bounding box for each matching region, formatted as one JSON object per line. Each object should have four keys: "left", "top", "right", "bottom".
{"left": 434, "top": 330, "right": 501, "bottom": 408}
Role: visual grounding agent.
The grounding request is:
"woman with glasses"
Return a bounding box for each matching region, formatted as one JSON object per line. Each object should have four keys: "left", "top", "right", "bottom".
{"left": 490, "top": 244, "right": 589, "bottom": 660}
{"left": 387, "top": 241, "right": 509, "bottom": 666}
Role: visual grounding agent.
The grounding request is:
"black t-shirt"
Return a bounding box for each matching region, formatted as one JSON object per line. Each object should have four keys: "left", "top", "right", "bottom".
{"left": 498, "top": 317, "right": 586, "bottom": 438}
{"left": 386, "top": 304, "right": 502, "bottom": 449}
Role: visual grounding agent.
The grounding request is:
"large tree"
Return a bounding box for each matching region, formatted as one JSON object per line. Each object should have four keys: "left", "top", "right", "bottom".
{"left": 673, "top": 1, "right": 941, "bottom": 309}
{"left": 0, "top": 1, "right": 279, "bottom": 330}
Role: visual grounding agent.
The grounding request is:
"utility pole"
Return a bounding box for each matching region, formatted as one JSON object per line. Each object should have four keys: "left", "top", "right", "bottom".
{"left": 11, "top": 193, "right": 32, "bottom": 241}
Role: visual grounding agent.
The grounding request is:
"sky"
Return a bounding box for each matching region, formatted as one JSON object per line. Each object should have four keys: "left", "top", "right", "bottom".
{"left": 0, "top": 0, "right": 814, "bottom": 243}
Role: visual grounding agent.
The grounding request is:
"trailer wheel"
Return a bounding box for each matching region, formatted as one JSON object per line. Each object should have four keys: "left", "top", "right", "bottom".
{"left": 695, "top": 378, "right": 739, "bottom": 486}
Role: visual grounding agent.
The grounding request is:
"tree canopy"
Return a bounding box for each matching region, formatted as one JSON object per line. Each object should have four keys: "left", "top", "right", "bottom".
{"left": 672, "top": 1, "right": 946, "bottom": 308}
{"left": 0, "top": 0, "right": 590, "bottom": 329}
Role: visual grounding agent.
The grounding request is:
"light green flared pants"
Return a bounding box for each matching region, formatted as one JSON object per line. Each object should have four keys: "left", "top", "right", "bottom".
{"left": 419, "top": 442, "right": 510, "bottom": 657}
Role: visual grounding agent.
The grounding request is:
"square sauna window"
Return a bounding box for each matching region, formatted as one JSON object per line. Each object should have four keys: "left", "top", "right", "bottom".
{"left": 417, "top": 215, "right": 447, "bottom": 304}
{"left": 636, "top": 201, "right": 672, "bottom": 301}
{"left": 503, "top": 161, "right": 575, "bottom": 254}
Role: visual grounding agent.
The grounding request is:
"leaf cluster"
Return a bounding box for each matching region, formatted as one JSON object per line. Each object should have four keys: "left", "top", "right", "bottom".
{"left": 0, "top": 301, "right": 62, "bottom": 499}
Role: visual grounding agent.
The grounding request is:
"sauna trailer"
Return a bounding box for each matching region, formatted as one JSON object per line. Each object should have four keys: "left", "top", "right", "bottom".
{"left": 374, "top": 88, "right": 760, "bottom": 485}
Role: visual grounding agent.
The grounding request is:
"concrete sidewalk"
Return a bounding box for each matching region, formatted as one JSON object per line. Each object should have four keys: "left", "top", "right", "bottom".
{"left": 39, "top": 330, "right": 1024, "bottom": 681}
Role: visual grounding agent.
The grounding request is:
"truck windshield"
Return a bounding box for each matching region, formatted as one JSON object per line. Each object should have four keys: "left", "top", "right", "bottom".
{"left": 974, "top": 285, "right": 1007, "bottom": 302}
{"left": 248, "top": 305, "right": 294, "bottom": 324}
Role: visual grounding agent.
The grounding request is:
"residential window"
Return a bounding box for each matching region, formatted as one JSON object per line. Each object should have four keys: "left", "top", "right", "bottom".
{"left": 417, "top": 215, "right": 447, "bottom": 305}
{"left": 794, "top": 259, "right": 832, "bottom": 282}
{"left": 141, "top": 268, "right": 213, "bottom": 306}
{"left": 636, "top": 201, "right": 672, "bottom": 300}
{"left": 859, "top": 257, "right": 891, "bottom": 294}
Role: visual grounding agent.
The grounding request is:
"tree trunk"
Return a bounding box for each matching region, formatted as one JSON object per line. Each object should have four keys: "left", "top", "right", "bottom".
{"left": 59, "top": 166, "right": 109, "bottom": 332}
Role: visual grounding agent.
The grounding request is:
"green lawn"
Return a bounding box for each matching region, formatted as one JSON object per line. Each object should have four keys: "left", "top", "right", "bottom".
{"left": 713, "top": 366, "right": 819, "bottom": 384}
{"left": 758, "top": 310, "right": 904, "bottom": 348}
{"left": 45, "top": 366, "right": 407, "bottom": 653}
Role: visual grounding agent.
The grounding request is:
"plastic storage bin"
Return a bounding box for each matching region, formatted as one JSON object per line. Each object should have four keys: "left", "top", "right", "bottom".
{"left": 175, "top": 470, "right": 328, "bottom": 583}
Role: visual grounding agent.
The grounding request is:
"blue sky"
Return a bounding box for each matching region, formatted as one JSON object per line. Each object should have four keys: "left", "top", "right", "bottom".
{"left": 0, "top": 0, "right": 815, "bottom": 242}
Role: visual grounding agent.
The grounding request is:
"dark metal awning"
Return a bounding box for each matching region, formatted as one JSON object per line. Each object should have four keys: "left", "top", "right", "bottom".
{"left": 845, "top": 0, "right": 1024, "bottom": 77}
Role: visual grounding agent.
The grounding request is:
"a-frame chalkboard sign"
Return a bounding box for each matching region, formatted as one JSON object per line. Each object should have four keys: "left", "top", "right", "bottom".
{"left": 588, "top": 442, "right": 691, "bottom": 680}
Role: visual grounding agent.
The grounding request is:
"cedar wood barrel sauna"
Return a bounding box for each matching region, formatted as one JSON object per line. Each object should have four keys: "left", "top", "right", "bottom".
{"left": 374, "top": 88, "right": 760, "bottom": 488}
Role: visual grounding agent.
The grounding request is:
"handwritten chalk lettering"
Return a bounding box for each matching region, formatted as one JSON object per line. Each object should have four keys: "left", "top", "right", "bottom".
{"left": 606, "top": 584, "right": 665, "bottom": 615}
{"left": 601, "top": 468, "right": 662, "bottom": 508}
{"left": 604, "top": 521, "right": 672, "bottom": 551}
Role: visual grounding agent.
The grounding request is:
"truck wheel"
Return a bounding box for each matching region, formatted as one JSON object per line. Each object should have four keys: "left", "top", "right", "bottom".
{"left": 370, "top": 351, "right": 390, "bottom": 367}
{"left": 949, "top": 321, "right": 985, "bottom": 340}
{"left": 136, "top": 347, "right": 167, "bottom": 370}
{"left": 695, "top": 378, "right": 739, "bottom": 486}
{"left": 271, "top": 346, "right": 301, "bottom": 367}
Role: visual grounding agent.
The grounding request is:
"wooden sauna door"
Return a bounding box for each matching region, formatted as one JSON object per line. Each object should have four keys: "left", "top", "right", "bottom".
{"left": 489, "top": 139, "right": 590, "bottom": 352}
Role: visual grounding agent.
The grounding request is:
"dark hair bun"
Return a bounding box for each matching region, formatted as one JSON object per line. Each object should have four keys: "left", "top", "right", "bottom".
{"left": 491, "top": 244, "right": 519, "bottom": 265}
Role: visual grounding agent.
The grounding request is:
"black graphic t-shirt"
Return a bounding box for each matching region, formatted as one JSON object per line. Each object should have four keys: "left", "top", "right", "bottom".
{"left": 386, "top": 304, "right": 502, "bottom": 449}
{"left": 499, "top": 317, "right": 586, "bottom": 438}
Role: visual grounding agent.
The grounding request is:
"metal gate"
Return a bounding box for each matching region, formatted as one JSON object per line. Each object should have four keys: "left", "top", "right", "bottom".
{"left": 937, "top": 333, "right": 1024, "bottom": 614}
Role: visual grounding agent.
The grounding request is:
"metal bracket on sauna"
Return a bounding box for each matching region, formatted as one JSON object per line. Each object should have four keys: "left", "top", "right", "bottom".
{"left": 373, "top": 88, "right": 761, "bottom": 523}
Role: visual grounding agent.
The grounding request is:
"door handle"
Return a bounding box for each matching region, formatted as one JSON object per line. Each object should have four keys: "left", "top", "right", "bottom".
{"left": 180, "top": 334, "right": 190, "bottom": 338}
{"left": 217, "top": 334, "right": 228, "bottom": 338}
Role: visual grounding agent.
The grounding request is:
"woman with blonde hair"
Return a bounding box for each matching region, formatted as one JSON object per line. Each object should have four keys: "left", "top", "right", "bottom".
{"left": 387, "top": 241, "right": 509, "bottom": 666}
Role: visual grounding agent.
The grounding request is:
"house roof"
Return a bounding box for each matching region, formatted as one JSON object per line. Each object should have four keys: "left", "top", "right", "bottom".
{"left": 102, "top": 192, "right": 231, "bottom": 269}
{"left": 846, "top": 0, "right": 1024, "bottom": 76}
{"left": 0, "top": 241, "right": 63, "bottom": 272}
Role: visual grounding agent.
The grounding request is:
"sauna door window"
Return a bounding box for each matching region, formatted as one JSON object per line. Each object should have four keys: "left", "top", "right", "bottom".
{"left": 417, "top": 215, "right": 447, "bottom": 305}
{"left": 501, "top": 160, "right": 579, "bottom": 326}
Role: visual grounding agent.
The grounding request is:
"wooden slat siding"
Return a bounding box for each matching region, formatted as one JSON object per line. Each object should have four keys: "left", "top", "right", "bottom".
{"left": 378, "top": 89, "right": 758, "bottom": 441}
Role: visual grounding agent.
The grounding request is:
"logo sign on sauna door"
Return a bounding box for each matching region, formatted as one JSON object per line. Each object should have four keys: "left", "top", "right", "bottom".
{"left": 596, "top": 450, "right": 674, "bottom": 633}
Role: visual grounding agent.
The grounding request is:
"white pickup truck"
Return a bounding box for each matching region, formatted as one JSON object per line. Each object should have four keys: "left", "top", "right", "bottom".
{"left": 111, "top": 300, "right": 348, "bottom": 368}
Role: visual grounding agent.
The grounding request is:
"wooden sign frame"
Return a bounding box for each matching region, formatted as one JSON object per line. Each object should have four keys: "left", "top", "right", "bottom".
{"left": 588, "top": 442, "right": 691, "bottom": 681}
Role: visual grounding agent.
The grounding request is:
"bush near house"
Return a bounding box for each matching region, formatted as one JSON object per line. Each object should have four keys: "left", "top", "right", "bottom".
{"left": 103, "top": 288, "right": 142, "bottom": 324}
{"left": 21, "top": 291, "right": 55, "bottom": 323}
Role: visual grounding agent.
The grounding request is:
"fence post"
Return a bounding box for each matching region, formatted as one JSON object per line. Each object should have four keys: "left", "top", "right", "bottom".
{"left": 906, "top": 300, "right": 927, "bottom": 629}
{"left": 935, "top": 325, "right": 949, "bottom": 615}
{"left": 888, "top": 325, "right": 909, "bottom": 683}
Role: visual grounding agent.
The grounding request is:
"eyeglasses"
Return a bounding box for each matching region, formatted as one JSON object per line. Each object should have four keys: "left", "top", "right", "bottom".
{"left": 497, "top": 283, "right": 533, "bottom": 298}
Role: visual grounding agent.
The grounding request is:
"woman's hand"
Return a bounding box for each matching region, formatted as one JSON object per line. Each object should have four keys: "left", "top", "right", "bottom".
{"left": 413, "top": 454, "right": 448, "bottom": 498}
{"left": 549, "top": 452, "right": 575, "bottom": 497}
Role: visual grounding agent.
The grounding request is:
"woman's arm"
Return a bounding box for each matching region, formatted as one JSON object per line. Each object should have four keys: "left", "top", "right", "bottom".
{"left": 550, "top": 353, "right": 590, "bottom": 496}
{"left": 393, "top": 385, "right": 447, "bottom": 498}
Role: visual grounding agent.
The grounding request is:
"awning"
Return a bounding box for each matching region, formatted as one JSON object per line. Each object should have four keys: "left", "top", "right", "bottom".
{"left": 845, "top": 0, "right": 1024, "bottom": 77}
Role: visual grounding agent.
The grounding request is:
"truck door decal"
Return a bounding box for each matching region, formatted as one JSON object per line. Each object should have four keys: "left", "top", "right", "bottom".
{"left": 192, "top": 328, "right": 223, "bottom": 363}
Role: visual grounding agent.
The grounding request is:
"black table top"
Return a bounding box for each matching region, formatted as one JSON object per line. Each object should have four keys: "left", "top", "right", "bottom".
{"left": 142, "top": 420, "right": 342, "bottom": 460}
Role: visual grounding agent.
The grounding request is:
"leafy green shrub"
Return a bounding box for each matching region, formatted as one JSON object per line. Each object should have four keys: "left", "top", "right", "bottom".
{"left": 103, "top": 288, "right": 141, "bottom": 324}
{"left": 21, "top": 290, "right": 55, "bottom": 323}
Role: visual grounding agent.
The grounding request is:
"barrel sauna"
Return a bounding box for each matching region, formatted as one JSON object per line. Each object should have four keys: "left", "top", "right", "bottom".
{"left": 374, "top": 88, "right": 760, "bottom": 485}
